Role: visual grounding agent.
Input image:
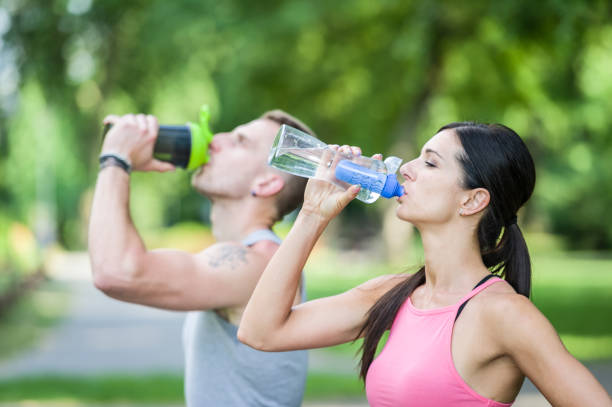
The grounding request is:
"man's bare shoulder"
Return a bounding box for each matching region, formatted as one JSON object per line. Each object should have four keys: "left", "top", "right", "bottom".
{"left": 197, "top": 242, "right": 252, "bottom": 271}
{"left": 247, "top": 239, "right": 280, "bottom": 258}
{"left": 195, "top": 240, "right": 276, "bottom": 271}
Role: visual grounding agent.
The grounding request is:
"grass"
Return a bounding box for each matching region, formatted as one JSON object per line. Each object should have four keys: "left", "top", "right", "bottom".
{"left": 0, "top": 373, "right": 366, "bottom": 403}
{"left": 0, "top": 375, "right": 183, "bottom": 403}
{"left": 531, "top": 252, "right": 612, "bottom": 360}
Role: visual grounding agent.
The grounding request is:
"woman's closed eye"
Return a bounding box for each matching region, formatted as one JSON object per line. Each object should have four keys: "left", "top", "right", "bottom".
{"left": 236, "top": 133, "right": 249, "bottom": 145}
{"left": 424, "top": 160, "right": 437, "bottom": 168}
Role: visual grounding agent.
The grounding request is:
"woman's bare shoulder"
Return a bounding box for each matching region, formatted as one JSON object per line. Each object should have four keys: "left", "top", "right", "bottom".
{"left": 351, "top": 273, "right": 412, "bottom": 302}
{"left": 471, "top": 280, "right": 544, "bottom": 335}
{"left": 471, "top": 279, "right": 531, "bottom": 310}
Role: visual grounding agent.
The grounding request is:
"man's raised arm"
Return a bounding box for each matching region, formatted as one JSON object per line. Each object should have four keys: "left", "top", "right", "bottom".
{"left": 88, "top": 114, "right": 271, "bottom": 311}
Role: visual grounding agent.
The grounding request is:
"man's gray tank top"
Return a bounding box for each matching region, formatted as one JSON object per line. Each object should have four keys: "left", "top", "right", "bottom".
{"left": 183, "top": 229, "right": 308, "bottom": 406}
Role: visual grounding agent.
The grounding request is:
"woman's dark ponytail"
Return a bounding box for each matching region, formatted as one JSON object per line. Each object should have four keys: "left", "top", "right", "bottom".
{"left": 499, "top": 223, "right": 531, "bottom": 297}
{"left": 357, "top": 121, "right": 536, "bottom": 380}
{"left": 479, "top": 221, "right": 532, "bottom": 297}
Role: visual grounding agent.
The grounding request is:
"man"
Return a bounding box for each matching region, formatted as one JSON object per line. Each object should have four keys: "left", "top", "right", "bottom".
{"left": 88, "top": 110, "right": 314, "bottom": 406}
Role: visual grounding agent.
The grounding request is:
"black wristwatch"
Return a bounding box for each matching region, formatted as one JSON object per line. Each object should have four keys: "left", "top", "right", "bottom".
{"left": 99, "top": 153, "right": 132, "bottom": 174}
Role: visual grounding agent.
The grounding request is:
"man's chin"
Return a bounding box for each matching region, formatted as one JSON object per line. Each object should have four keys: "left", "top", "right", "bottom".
{"left": 192, "top": 184, "right": 212, "bottom": 199}
{"left": 191, "top": 176, "right": 215, "bottom": 198}
{"left": 190, "top": 168, "right": 207, "bottom": 186}
{"left": 190, "top": 174, "right": 205, "bottom": 193}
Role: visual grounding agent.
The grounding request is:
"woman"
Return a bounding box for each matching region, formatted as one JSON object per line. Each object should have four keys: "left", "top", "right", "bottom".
{"left": 238, "top": 122, "right": 611, "bottom": 406}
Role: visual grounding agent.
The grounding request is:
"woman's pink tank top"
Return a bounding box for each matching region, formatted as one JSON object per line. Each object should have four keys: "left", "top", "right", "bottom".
{"left": 365, "top": 277, "right": 513, "bottom": 407}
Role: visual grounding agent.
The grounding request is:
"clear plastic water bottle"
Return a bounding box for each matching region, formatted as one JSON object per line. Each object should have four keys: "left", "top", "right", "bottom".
{"left": 268, "top": 125, "right": 404, "bottom": 204}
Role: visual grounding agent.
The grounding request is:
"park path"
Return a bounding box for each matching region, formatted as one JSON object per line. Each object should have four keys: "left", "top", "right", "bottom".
{"left": 0, "top": 251, "right": 610, "bottom": 406}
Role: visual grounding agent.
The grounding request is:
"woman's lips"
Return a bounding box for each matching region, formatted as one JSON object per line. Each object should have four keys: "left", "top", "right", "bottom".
{"left": 397, "top": 184, "right": 408, "bottom": 202}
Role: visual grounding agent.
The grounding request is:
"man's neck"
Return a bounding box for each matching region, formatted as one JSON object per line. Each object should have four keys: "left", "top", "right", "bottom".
{"left": 209, "top": 197, "right": 275, "bottom": 242}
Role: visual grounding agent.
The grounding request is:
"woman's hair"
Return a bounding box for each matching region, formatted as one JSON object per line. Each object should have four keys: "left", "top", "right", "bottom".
{"left": 357, "top": 122, "right": 536, "bottom": 381}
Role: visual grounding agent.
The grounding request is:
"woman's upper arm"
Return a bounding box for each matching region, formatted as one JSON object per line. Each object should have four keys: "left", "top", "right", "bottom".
{"left": 492, "top": 295, "right": 611, "bottom": 406}
{"left": 245, "top": 274, "right": 407, "bottom": 351}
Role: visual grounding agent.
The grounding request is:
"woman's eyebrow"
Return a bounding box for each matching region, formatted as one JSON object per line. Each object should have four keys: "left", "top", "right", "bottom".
{"left": 425, "top": 148, "right": 444, "bottom": 160}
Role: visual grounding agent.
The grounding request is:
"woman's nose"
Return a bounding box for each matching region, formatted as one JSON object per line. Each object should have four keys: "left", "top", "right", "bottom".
{"left": 399, "top": 161, "right": 416, "bottom": 182}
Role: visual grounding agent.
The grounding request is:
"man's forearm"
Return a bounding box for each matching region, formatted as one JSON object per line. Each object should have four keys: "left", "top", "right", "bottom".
{"left": 88, "top": 167, "right": 146, "bottom": 283}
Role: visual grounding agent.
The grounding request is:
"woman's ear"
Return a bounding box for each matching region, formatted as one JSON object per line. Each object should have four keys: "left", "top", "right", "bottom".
{"left": 459, "top": 188, "right": 490, "bottom": 216}
{"left": 251, "top": 174, "right": 285, "bottom": 198}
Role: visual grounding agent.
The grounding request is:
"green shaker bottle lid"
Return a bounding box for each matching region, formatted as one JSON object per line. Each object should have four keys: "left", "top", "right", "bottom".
{"left": 186, "top": 105, "right": 214, "bottom": 170}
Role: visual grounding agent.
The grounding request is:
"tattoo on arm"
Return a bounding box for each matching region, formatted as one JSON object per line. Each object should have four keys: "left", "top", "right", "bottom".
{"left": 208, "top": 245, "right": 248, "bottom": 270}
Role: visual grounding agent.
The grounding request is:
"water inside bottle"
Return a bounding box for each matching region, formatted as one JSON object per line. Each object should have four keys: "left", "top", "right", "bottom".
{"left": 270, "top": 147, "right": 384, "bottom": 203}
{"left": 269, "top": 147, "right": 322, "bottom": 178}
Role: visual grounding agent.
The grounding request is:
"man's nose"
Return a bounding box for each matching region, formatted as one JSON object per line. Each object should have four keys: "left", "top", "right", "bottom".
{"left": 209, "top": 133, "right": 227, "bottom": 152}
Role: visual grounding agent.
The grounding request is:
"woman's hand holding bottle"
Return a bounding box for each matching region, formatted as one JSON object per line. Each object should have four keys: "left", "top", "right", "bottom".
{"left": 301, "top": 145, "right": 381, "bottom": 223}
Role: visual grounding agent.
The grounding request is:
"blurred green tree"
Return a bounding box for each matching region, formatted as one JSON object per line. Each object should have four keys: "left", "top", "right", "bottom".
{"left": 0, "top": 0, "right": 611, "bottom": 250}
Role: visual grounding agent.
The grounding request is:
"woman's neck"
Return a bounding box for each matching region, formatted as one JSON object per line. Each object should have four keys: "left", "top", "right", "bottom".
{"left": 419, "top": 224, "right": 490, "bottom": 295}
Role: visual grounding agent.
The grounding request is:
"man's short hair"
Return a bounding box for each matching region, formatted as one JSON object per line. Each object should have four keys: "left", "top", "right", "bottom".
{"left": 260, "top": 110, "right": 317, "bottom": 223}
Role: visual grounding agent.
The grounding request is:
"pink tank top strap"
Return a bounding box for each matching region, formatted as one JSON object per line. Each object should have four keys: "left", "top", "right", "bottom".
{"left": 456, "top": 276, "right": 505, "bottom": 308}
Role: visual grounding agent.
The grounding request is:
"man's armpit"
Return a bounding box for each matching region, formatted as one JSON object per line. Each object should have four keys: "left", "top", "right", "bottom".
{"left": 207, "top": 244, "right": 248, "bottom": 270}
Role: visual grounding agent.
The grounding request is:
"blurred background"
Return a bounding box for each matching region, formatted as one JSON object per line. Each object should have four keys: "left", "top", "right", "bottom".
{"left": 0, "top": 0, "right": 611, "bottom": 406}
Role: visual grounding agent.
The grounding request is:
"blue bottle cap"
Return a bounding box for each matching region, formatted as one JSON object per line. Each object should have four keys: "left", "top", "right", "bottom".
{"left": 381, "top": 174, "right": 404, "bottom": 198}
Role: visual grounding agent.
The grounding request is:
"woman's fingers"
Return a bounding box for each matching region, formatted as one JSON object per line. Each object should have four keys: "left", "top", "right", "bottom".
{"left": 316, "top": 148, "right": 335, "bottom": 178}
{"left": 329, "top": 145, "right": 349, "bottom": 171}
{"left": 338, "top": 184, "right": 361, "bottom": 208}
{"left": 303, "top": 144, "right": 365, "bottom": 220}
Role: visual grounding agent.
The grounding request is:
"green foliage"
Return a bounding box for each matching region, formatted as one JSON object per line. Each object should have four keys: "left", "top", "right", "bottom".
{"left": 0, "top": 214, "right": 41, "bottom": 298}
{"left": 142, "top": 221, "right": 215, "bottom": 252}
{"left": 0, "top": 279, "right": 69, "bottom": 360}
{"left": 1, "top": 0, "right": 611, "bottom": 248}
